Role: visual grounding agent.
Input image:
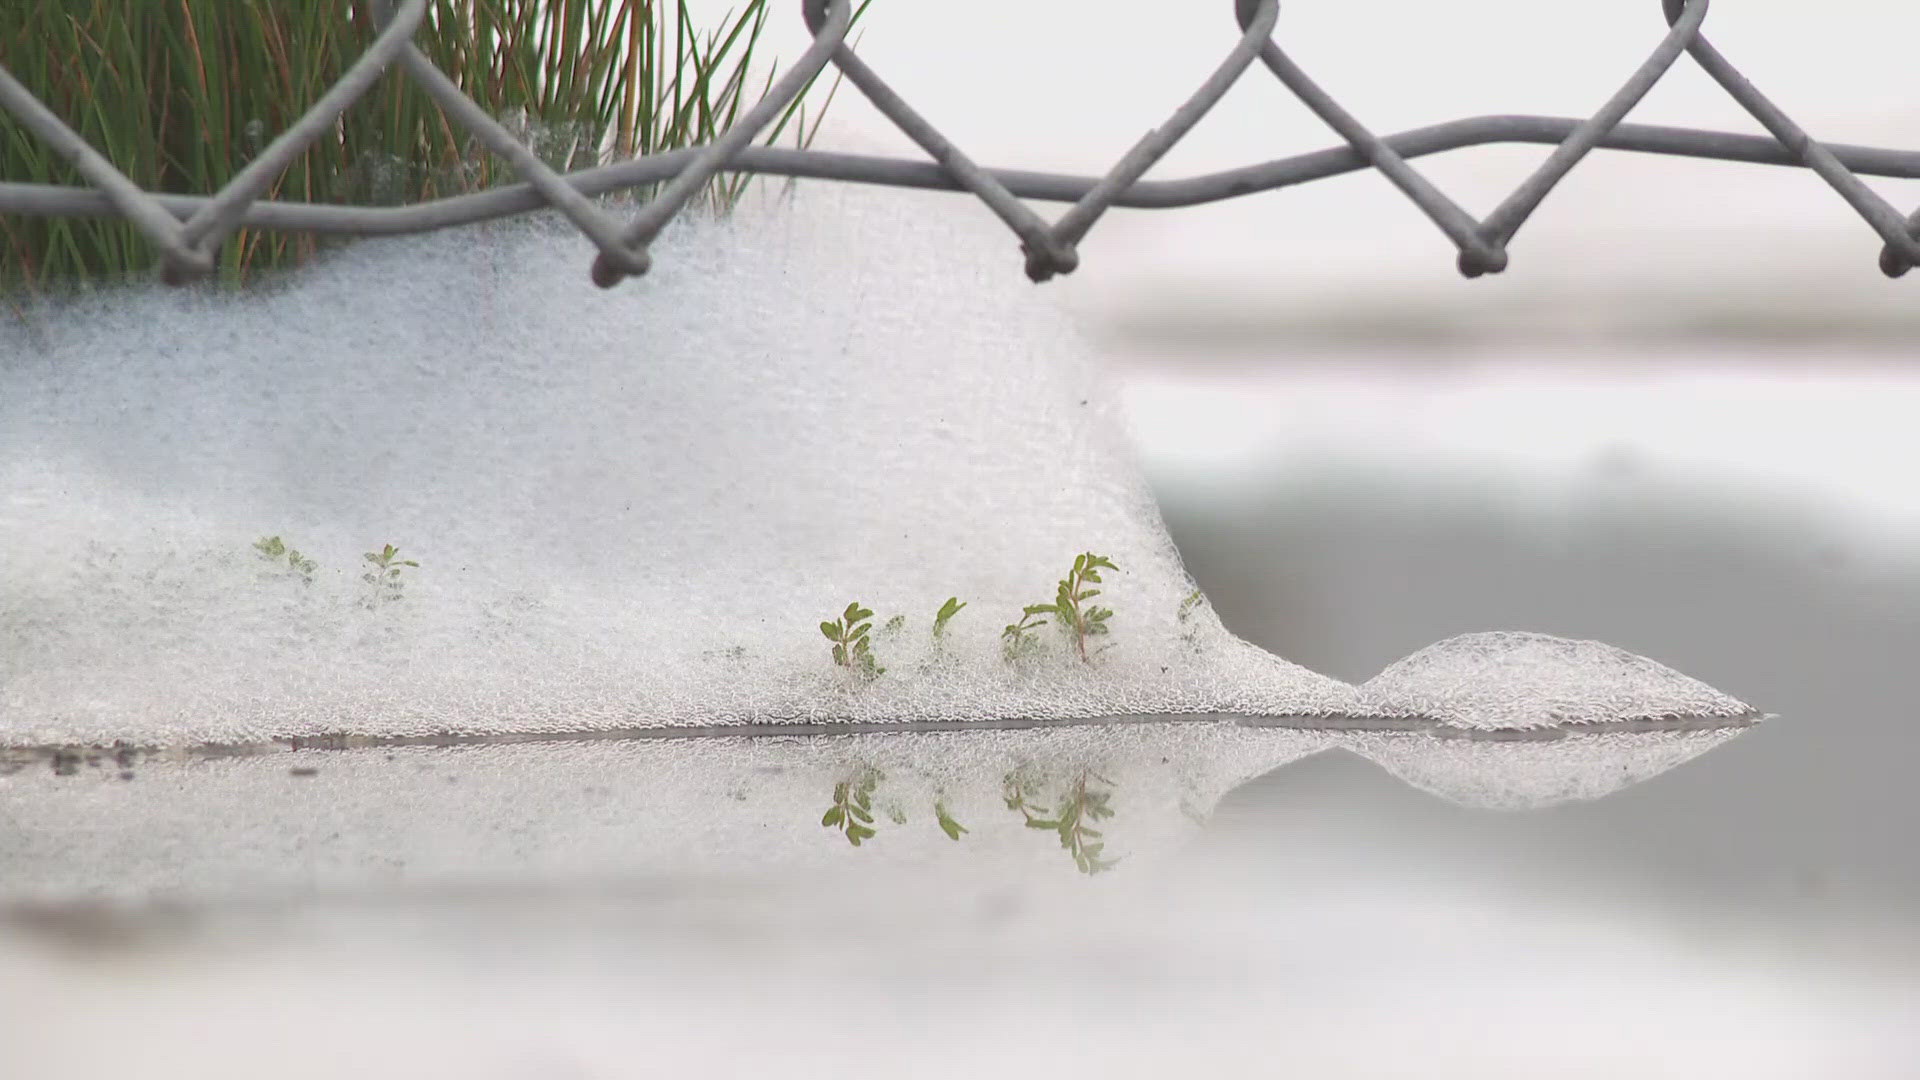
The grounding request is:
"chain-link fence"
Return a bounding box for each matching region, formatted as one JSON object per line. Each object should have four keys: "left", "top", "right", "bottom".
{"left": 4, "top": 0, "right": 1919, "bottom": 288}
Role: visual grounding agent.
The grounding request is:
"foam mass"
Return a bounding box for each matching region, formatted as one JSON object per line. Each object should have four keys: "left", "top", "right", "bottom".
{"left": 0, "top": 187, "right": 1754, "bottom": 746}
{"left": 1358, "top": 632, "right": 1757, "bottom": 729}
{"left": 1, "top": 186, "right": 1355, "bottom": 746}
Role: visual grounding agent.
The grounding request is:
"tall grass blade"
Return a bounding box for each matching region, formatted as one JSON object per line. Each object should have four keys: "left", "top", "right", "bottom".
{"left": 2, "top": 0, "right": 862, "bottom": 292}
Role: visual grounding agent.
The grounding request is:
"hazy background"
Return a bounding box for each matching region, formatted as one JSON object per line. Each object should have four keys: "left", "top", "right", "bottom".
{"left": 747, "top": 0, "right": 1920, "bottom": 316}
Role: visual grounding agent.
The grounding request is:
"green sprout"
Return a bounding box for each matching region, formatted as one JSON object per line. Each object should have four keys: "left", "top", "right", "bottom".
{"left": 933, "top": 596, "right": 967, "bottom": 639}
{"left": 253, "top": 535, "right": 316, "bottom": 584}
{"left": 1027, "top": 553, "right": 1118, "bottom": 663}
{"left": 1177, "top": 587, "right": 1206, "bottom": 650}
{"left": 1000, "top": 604, "right": 1052, "bottom": 663}
{"left": 934, "top": 800, "right": 968, "bottom": 841}
{"left": 821, "top": 768, "right": 881, "bottom": 846}
{"left": 361, "top": 543, "right": 418, "bottom": 606}
{"left": 1177, "top": 588, "right": 1204, "bottom": 622}
{"left": 821, "top": 602, "right": 884, "bottom": 677}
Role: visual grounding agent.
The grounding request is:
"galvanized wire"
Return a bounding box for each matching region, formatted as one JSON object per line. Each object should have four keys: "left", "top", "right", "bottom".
{"left": 3, "top": 0, "right": 1918, "bottom": 287}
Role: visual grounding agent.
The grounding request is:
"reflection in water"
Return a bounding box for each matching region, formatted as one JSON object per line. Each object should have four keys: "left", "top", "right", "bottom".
{"left": 0, "top": 718, "right": 1751, "bottom": 901}
{"left": 1339, "top": 728, "right": 1750, "bottom": 810}
{"left": 1002, "top": 768, "right": 1121, "bottom": 875}
{"left": 821, "top": 767, "right": 886, "bottom": 847}
{"left": 814, "top": 761, "right": 1127, "bottom": 874}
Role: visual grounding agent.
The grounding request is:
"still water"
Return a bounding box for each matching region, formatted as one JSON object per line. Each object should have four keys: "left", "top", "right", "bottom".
{"left": 3, "top": 355, "right": 1917, "bottom": 1078}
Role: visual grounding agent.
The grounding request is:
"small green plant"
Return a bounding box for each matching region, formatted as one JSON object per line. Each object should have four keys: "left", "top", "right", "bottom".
{"left": 1000, "top": 604, "right": 1053, "bottom": 663}
{"left": 821, "top": 767, "right": 881, "bottom": 847}
{"left": 361, "top": 543, "right": 418, "bottom": 606}
{"left": 932, "top": 596, "right": 967, "bottom": 639}
{"left": 820, "top": 602, "right": 884, "bottom": 677}
{"left": 1177, "top": 588, "right": 1204, "bottom": 621}
{"left": 1055, "top": 553, "right": 1117, "bottom": 662}
{"left": 1021, "top": 553, "right": 1118, "bottom": 663}
{"left": 252, "top": 535, "right": 316, "bottom": 584}
{"left": 1177, "top": 587, "right": 1206, "bottom": 650}
{"left": 934, "top": 800, "right": 968, "bottom": 841}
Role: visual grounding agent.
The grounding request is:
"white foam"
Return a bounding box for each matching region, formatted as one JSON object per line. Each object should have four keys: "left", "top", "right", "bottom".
{"left": 0, "top": 185, "right": 1353, "bottom": 746}
{"left": 0, "top": 189, "right": 1760, "bottom": 746}
{"left": 1358, "top": 631, "right": 1757, "bottom": 730}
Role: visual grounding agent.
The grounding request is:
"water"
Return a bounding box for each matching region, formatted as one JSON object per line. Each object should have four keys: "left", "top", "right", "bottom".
{"left": 0, "top": 713, "right": 1821, "bottom": 1078}
{"left": 0, "top": 723, "right": 1748, "bottom": 899}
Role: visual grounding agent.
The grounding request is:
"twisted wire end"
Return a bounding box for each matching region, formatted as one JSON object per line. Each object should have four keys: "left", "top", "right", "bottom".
{"left": 590, "top": 247, "right": 652, "bottom": 289}
{"left": 1022, "top": 241, "right": 1079, "bottom": 284}
{"left": 158, "top": 244, "right": 216, "bottom": 286}
{"left": 1456, "top": 247, "right": 1509, "bottom": 279}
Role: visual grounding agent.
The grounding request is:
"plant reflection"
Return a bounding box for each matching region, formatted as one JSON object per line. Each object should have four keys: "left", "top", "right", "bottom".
{"left": 1008, "top": 770, "right": 1120, "bottom": 875}
{"left": 820, "top": 760, "right": 1122, "bottom": 874}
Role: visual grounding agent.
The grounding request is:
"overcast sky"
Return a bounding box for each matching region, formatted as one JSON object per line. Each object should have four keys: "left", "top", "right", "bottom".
{"left": 729, "top": 0, "right": 1920, "bottom": 312}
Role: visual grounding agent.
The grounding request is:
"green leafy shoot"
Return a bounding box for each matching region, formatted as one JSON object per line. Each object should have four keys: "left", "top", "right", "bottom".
{"left": 1177, "top": 588, "right": 1204, "bottom": 623}
{"left": 1025, "top": 553, "right": 1118, "bottom": 663}
{"left": 932, "top": 596, "right": 967, "bottom": 640}
{"left": 1177, "top": 587, "right": 1206, "bottom": 649}
{"left": 934, "top": 801, "right": 968, "bottom": 841}
{"left": 820, "top": 768, "right": 880, "bottom": 847}
{"left": 361, "top": 543, "right": 419, "bottom": 606}
{"left": 1001, "top": 605, "right": 1053, "bottom": 664}
{"left": 253, "top": 535, "right": 316, "bottom": 584}
{"left": 820, "top": 601, "right": 883, "bottom": 677}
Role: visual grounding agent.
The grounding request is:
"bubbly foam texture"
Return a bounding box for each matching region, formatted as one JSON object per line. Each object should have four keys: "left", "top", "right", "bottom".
{"left": 1, "top": 186, "right": 1355, "bottom": 746}
{"left": 0, "top": 189, "right": 1751, "bottom": 745}
{"left": 1358, "top": 632, "right": 1757, "bottom": 729}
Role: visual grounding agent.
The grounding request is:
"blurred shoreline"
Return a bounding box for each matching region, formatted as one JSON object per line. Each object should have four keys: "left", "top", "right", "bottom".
{"left": 1098, "top": 283, "right": 1920, "bottom": 360}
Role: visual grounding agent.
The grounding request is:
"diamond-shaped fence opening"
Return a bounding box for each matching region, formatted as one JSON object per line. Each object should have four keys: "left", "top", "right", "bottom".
{"left": 3, "top": 0, "right": 1919, "bottom": 288}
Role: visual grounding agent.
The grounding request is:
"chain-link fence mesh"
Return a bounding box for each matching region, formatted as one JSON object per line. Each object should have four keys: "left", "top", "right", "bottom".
{"left": 4, "top": 0, "right": 1919, "bottom": 288}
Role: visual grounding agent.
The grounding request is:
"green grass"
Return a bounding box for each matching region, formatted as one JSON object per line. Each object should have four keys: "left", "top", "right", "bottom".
{"left": 2, "top": 0, "right": 860, "bottom": 292}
